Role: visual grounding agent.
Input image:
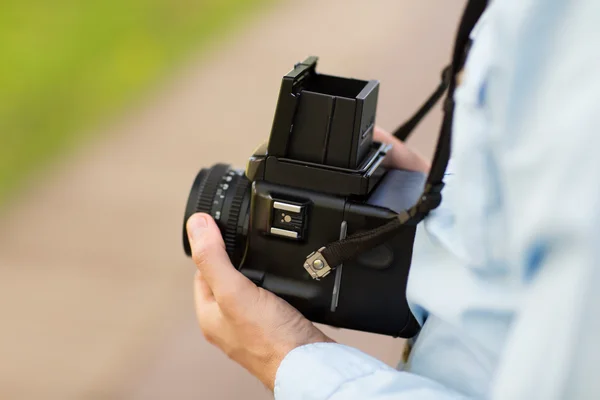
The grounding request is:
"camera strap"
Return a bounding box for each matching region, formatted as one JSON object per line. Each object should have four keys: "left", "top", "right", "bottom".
{"left": 308, "top": 0, "right": 488, "bottom": 273}
{"left": 391, "top": 65, "right": 452, "bottom": 142}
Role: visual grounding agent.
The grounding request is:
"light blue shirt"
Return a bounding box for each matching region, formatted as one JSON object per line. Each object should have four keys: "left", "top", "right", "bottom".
{"left": 274, "top": 0, "right": 600, "bottom": 398}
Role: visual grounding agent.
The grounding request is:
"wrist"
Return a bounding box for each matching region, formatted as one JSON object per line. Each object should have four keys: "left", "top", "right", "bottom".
{"left": 261, "top": 333, "right": 335, "bottom": 391}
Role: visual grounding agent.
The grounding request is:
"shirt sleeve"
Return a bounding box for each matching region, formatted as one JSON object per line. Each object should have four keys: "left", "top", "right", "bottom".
{"left": 274, "top": 343, "right": 468, "bottom": 400}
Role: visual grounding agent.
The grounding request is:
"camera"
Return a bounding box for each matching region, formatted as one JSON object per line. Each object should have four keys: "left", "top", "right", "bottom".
{"left": 182, "top": 57, "right": 426, "bottom": 337}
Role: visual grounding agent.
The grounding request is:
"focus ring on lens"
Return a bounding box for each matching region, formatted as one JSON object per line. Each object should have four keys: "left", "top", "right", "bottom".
{"left": 195, "top": 163, "right": 230, "bottom": 215}
{"left": 224, "top": 175, "right": 250, "bottom": 257}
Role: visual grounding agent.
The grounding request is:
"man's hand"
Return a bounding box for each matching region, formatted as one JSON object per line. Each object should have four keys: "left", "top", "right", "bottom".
{"left": 187, "top": 213, "right": 334, "bottom": 391}
{"left": 374, "top": 126, "right": 430, "bottom": 173}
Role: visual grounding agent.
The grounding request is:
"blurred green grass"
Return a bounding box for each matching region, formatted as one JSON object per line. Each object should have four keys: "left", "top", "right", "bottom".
{"left": 0, "top": 0, "right": 268, "bottom": 204}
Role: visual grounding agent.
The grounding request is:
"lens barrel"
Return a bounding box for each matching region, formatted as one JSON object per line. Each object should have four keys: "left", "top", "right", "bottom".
{"left": 182, "top": 164, "right": 251, "bottom": 267}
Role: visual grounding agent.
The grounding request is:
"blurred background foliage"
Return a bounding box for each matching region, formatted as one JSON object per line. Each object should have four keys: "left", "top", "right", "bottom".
{"left": 0, "top": 0, "right": 268, "bottom": 204}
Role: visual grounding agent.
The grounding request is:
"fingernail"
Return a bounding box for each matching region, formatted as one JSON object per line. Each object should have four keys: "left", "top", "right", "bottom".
{"left": 188, "top": 213, "right": 208, "bottom": 241}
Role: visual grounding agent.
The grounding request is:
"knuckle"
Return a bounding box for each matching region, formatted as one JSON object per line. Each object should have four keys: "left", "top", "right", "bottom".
{"left": 197, "top": 315, "right": 219, "bottom": 344}
{"left": 223, "top": 345, "right": 242, "bottom": 361}
{"left": 191, "top": 240, "right": 212, "bottom": 266}
{"left": 201, "top": 329, "right": 216, "bottom": 344}
{"left": 191, "top": 251, "right": 206, "bottom": 267}
{"left": 191, "top": 234, "right": 225, "bottom": 268}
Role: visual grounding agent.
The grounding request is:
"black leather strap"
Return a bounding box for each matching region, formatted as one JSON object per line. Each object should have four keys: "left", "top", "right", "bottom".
{"left": 424, "top": 0, "right": 488, "bottom": 196}
{"left": 392, "top": 65, "right": 452, "bottom": 142}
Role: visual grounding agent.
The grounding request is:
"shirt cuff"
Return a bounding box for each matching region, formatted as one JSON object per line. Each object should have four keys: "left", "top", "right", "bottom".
{"left": 274, "top": 342, "right": 395, "bottom": 400}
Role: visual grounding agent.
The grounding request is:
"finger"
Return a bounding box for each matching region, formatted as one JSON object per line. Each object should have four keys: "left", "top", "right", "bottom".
{"left": 373, "top": 126, "right": 391, "bottom": 140}
{"left": 193, "top": 273, "right": 222, "bottom": 343}
{"left": 387, "top": 140, "right": 430, "bottom": 173}
{"left": 194, "top": 270, "right": 214, "bottom": 303}
{"left": 373, "top": 126, "right": 430, "bottom": 173}
{"left": 187, "top": 213, "right": 253, "bottom": 299}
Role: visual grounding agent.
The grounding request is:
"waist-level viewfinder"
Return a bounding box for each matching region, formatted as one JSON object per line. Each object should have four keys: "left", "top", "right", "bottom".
{"left": 247, "top": 57, "right": 388, "bottom": 197}
{"left": 269, "top": 56, "right": 378, "bottom": 170}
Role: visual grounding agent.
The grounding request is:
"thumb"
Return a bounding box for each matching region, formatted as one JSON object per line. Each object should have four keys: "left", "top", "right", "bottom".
{"left": 186, "top": 213, "right": 250, "bottom": 298}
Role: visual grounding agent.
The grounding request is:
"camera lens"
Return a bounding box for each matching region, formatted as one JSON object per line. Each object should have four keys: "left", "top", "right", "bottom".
{"left": 182, "top": 163, "right": 251, "bottom": 267}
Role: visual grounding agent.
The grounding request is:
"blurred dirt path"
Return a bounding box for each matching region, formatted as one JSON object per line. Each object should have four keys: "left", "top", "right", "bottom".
{"left": 0, "top": 1, "right": 462, "bottom": 399}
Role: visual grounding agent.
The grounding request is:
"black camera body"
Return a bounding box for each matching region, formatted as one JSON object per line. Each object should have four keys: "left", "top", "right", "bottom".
{"left": 183, "top": 57, "right": 424, "bottom": 337}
